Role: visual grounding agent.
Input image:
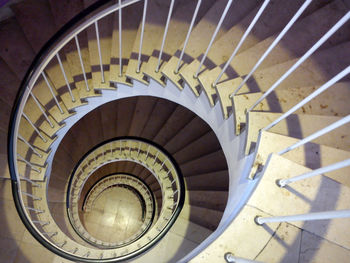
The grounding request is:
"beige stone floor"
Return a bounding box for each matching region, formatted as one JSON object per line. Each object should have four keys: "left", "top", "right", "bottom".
{"left": 82, "top": 187, "right": 144, "bottom": 243}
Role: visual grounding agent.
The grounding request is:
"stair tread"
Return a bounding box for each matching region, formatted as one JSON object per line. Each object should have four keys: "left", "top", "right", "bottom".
{"left": 0, "top": 17, "right": 35, "bottom": 79}
{"left": 143, "top": 0, "right": 211, "bottom": 86}
{"left": 161, "top": 0, "right": 257, "bottom": 91}
{"left": 11, "top": 0, "right": 56, "bottom": 53}
{"left": 125, "top": 0, "right": 169, "bottom": 84}
{"left": 246, "top": 112, "right": 350, "bottom": 154}
{"left": 248, "top": 153, "right": 350, "bottom": 249}
{"left": 180, "top": 203, "right": 223, "bottom": 231}
{"left": 233, "top": 82, "right": 350, "bottom": 134}
{"left": 198, "top": 0, "right": 350, "bottom": 94}
{"left": 190, "top": 205, "right": 299, "bottom": 262}
{"left": 185, "top": 189, "right": 228, "bottom": 211}
{"left": 109, "top": 3, "right": 143, "bottom": 85}
{"left": 248, "top": 131, "right": 350, "bottom": 187}
{"left": 185, "top": 170, "right": 229, "bottom": 191}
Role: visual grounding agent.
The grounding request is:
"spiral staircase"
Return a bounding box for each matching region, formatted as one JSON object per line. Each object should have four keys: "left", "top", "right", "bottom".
{"left": 1, "top": 0, "right": 350, "bottom": 262}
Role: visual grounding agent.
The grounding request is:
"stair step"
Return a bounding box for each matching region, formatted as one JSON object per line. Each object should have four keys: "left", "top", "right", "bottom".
{"left": 185, "top": 170, "right": 229, "bottom": 191}
{"left": 11, "top": 0, "right": 56, "bottom": 53}
{"left": 232, "top": 82, "right": 350, "bottom": 133}
{"left": 125, "top": 0, "right": 169, "bottom": 84}
{"left": 170, "top": 216, "right": 212, "bottom": 244}
{"left": 63, "top": 32, "right": 99, "bottom": 99}
{"left": 185, "top": 190, "right": 228, "bottom": 211}
{"left": 198, "top": 0, "right": 350, "bottom": 97}
{"left": 180, "top": 203, "right": 223, "bottom": 231}
{"left": 173, "top": 130, "right": 221, "bottom": 164}
{"left": 84, "top": 0, "right": 114, "bottom": 90}
{"left": 198, "top": 0, "right": 329, "bottom": 76}
{"left": 180, "top": 149, "right": 227, "bottom": 176}
{"left": 248, "top": 131, "right": 350, "bottom": 187}
{"left": 165, "top": 116, "right": 211, "bottom": 154}
{"left": 246, "top": 112, "right": 350, "bottom": 154}
{"left": 179, "top": 0, "right": 258, "bottom": 95}
{"left": 109, "top": 2, "right": 143, "bottom": 85}
{"left": 0, "top": 17, "right": 35, "bottom": 79}
{"left": 49, "top": 0, "right": 84, "bottom": 28}
{"left": 248, "top": 153, "right": 350, "bottom": 250}
{"left": 143, "top": 0, "right": 208, "bottom": 86}
{"left": 161, "top": 0, "right": 256, "bottom": 91}
{"left": 152, "top": 105, "right": 195, "bottom": 147}
{"left": 190, "top": 205, "right": 300, "bottom": 263}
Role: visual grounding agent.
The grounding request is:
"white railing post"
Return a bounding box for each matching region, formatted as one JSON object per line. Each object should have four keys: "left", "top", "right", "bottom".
{"left": 213, "top": 0, "right": 271, "bottom": 87}
{"left": 74, "top": 35, "right": 90, "bottom": 91}
{"left": 247, "top": 11, "right": 350, "bottom": 112}
{"left": 42, "top": 72, "right": 64, "bottom": 114}
{"left": 18, "top": 134, "right": 42, "bottom": 157}
{"left": 175, "top": 0, "right": 202, "bottom": 74}
{"left": 277, "top": 158, "right": 350, "bottom": 187}
{"left": 22, "top": 113, "right": 47, "bottom": 142}
{"left": 278, "top": 115, "right": 350, "bottom": 155}
{"left": 255, "top": 210, "right": 350, "bottom": 225}
{"left": 29, "top": 91, "right": 54, "bottom": 128}
{"left": 94, "top": 21, "right": 105, "bottom": 83}
{"left": 155, "top": 0, "right": 175, "bottom": 72}
{"left": 56, "top": 53, "right": 75, "bottom": 102}
{"left": 118, "top": 0, "right": 123, "bottom": 77}
{"left": 263, "top": 66, "right": 350, "bottom": 131}
{"left": 137, "top": 0, "right": 148, "bottom": 73}
{"left": 194, "top": 0, "right": 234, "bottom": 78}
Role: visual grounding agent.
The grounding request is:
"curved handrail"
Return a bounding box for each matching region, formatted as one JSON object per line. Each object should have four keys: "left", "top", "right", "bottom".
{"left": 71, "top": 173, "right": 156, "bottom": 248}
{"left": 6, "top": 0, "right": 193, "bottom": 261}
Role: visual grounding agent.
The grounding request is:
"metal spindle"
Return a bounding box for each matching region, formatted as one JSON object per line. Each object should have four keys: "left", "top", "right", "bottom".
{"left": 23, "top": 113, "right": 48, "bottom": 143}
{"left": 57, "top": 240, "right": 67, "bottom": 248}
{"left": 255, "top": 210, "right": 350, "bottom": 225}
{"left": 225, "top": 253, "right": 263, "bottom": 263}
{"left": 25, "top": 206, "right": 44, "bottom": 213}
{"left": 56, "top": 54, "right": 75, "bottom": 102}
{"left": 248, "top": 11, "right": 350, "bottom": 112}
{"left": 120, "top": 140, "right": 122, "bottom": 154}
{"left": 264, "top": 66, "right": 350, "bottom": 131}
{"left": 43, "top": 232, "right": 58, "bottom": 238}
{"left": 29, "top": 91, "right": 54, "bottom": 128}
{"left": 118, "top": 0, "right": 123, "bottom": 76}
{"left": 95, "top": 21, "right": 105, "bottom": 83}
{"left": 194, "top": 0, "right": 234, "bottom": 78}
{"left": 175, "top": 0, "right": 202, "bottom": 73}
{"left": 83, "top": 251, "right": 91, "bottom": 257}
{"left": 213, "top": 0, "right": 271, "bottom": 87}
{"left": 278, "top": 115, "right": 350, "bottom": 155}
{"left": 137, "top": 0, "right": 148, "bottom": 73}
{"left": 277, "top": 158, "right": 350, "bottom": 187}
{"left": 75, "top": 35, "right": 90, "bottom": 91}
{"left": 20, "top": 175, "right": 41, "bottom": 187}
{"left": 17, "top": 153, "right": 41, "bottom": 173}
{"left": 153, "top": 152, "right": 159, "bottom": 165}
{"left": 163, "top": 169, "right": 172, "bottom": 179}
{"left": 155, "top": 0, "right": 175, "bottom": 72}
{"left": 145, "top": 145, "right": 150, "bottom": 160}
{"left": 21, "top": 191, "right": 42, "bottom": 201}
{"left": 41, "top": 72, "right": 64, "bottom": 114}
{"left": 32, "top": 220, "right": 50, "bottom": 226}
{"left": 159, "top": 158, "right": 166, "bottom": 171}
{"left": 18, "top": 134, "right": 42, "bottom": 157}
{"left": 137, "top": 141, "right": 141, "bottom": 156}
{"left": 231, "top": 0, "right": 313, "bottom": 96}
